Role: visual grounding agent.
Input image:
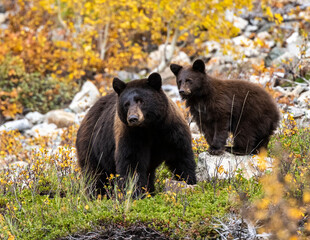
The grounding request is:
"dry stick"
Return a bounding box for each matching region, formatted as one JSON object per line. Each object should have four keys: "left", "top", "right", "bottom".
{"left": 199, "top": 103, "right": 203, "bottom": 135}
{"left": 56, "top": 0, "right": 67, "bottom": 30}
{"left": 100, "top": 21, "right": 110, "bottom": 60}
{"left": 229, "top": 95, "right": 235, "bottom": 154}
{"left": 249, "top": 138, "right": 264, "bottom": 155}
{"left": 233, "top": 91, "right": 249, "bottom": 153}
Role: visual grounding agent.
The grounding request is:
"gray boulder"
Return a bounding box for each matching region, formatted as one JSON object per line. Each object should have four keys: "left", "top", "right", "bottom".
{"left": 298, "top": 90, "right": 310, "bottom": 107}
{"left": 0, "top": 119, "right": 32, "bottom": 132}
{"left": 117, "top": 71, "right": 139, "bottom": 81}
{"left": 25, "top": 111, "right": 44, "bottom": 125}
{"left": 196, "top": 152, "right": 273, "bottom": 181}
{"left": 69, "top": 81, "right": 100, "bottom": 113}
{"left": 25, "top": 123, "right": 57, "bottom": 138}
{"left": 45, "top": 110, "right": 76, "bottom": 128}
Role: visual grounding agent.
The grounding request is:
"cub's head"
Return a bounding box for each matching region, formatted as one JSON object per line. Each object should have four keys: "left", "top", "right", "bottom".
{"left": 170, "top": 59, "right": 206, "bottom": 99}
{"left": 113, "top": 73, "right": 168, "bottom": 127}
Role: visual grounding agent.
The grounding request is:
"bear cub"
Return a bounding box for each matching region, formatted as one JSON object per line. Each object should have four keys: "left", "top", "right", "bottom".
{"left": 170, "top": 59, "right": 280, "bottom": 155}
{"left": 76, "top": 73, "right": 197, "bottom": 196}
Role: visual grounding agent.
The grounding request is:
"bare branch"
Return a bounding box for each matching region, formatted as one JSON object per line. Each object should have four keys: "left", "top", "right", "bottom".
{"left": 56, "top": 0, "right": 67, "bottom": 30}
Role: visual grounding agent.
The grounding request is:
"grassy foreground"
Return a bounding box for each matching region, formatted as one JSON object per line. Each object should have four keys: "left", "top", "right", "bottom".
{"left": 0, "top": 115, "right": 310, "bottom": 239}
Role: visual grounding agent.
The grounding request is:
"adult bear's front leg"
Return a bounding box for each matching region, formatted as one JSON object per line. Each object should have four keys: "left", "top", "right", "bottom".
{"left": 115, "top": 135, "right": 151, "bottom": 196}
{"left": 164, "top": 126, "right": 197, "bottom": 185}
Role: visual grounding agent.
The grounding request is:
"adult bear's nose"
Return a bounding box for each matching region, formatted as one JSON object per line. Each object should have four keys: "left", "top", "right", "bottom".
{"left": 179, "top": 90, "right": 185, "bottom": 95}
{"left": 128, "top": 115, "right": 139, "bottom": 124}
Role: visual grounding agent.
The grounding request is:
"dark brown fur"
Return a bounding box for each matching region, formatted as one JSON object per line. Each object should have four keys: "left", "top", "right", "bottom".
{"left": 76, "top": 73, "right": 196, "bottom": 196}
{"left": 170, "top": 59, "right": 280, "bottom": 155}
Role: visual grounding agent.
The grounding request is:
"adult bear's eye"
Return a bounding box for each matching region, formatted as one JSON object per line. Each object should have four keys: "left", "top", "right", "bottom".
{"left": 124, "top": 102, "right": 130, "bottom": 108}
{"left": 185, "top": 79, "right": 192, "bottom": 83}
{"left": 136, "top": 98, "right": 143, "bottom": 105}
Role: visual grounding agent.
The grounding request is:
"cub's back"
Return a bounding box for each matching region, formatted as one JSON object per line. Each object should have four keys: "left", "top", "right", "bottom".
{"left": 213, "top": 79, "right": 278, "bottom": 110}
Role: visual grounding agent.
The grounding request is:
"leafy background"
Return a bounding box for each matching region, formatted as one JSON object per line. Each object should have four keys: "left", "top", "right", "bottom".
{"left": 0, "top": 0, "right": 310, "bottom": 239}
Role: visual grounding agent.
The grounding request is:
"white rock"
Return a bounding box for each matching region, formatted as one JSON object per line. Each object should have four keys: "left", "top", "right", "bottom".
{"left": 190, "top": 122, "right": 200, "bottom": 134}
{"left": 273, "top": 72, "right": 285, "bottom": 78}
{"left": 69, "top": 81, "right": 100, "bottom": 113}
{"left": 287, "top": 106, "right": 305, "bottom": 118}
{"left": 162, "top": 84, "right": 180, "bottom": 99}
{"left": 0, "top": 13, "right": 7, "bottom": 25}
{"left": 301, "top": 110, "right": 310, "bottom": 127}
{"left": 0, "top": 119, "right": 32, "bottom": 132}
{"left": 245, "top": 25, "right": 258, "bottom": 32}
{"left": 244, "top": 48, "right": 259, "bottom": 58}
{"left": 191, "top": 133, "right": 203, "bottom": 140}
{"left": 202, "top": 41, "right": 221, "bottom": 54}
{"left": 225, "top": 9, "right": 234, "bottom": 22}
{"left": 286, "top": 32, "right": 300, "bottom": 44}
{"left": 271, "top": 52, "right": 299, "bottom": 66}
{"left": 285, "top": 32, "right": 309, "bottom": 58}
{"left": 25, "top": 123, "right": 57, "bottom": 138}
{"left": 173, "top": 51, "right": 191, "bottom": 64}
{"left": 257, "top": 31, "right": 272, "bottom": 40}
{"left": 148, "top": 44, "right": 190, "bottom": 70}
{"left": 232, "top": 36, "right": 253, "bottom": 47}
{"left": 196, "top": 152, "right": 274, "bottom": 181}
{"left": 291, "top": 85, "right": 308, "bottom": 97}
{"left": 74, "top": 111, "right": 87, "bottom": 125}
{"left": 117, "top": 71, "right": 139, "bottom": 81}
{"left": 233, "top": 16, "right": 248, "bottom": 30}
{"left": 265, "top": 40, "right": 276, "bottom": 48}
{"left": 149, "top": 44, "right": 173, "bottom": 63}
{"left": 306, "top": 44, "right": 310, "bottom": 58}
{"left": 45, "top": 110, "right": 76, "bottom": 128}
{"left": 249, "top": 73, "right": 272, "bottom": 86}
{"left": 25, "top": 111, "right": 44, "bottom": 125}
{"left": 298, "top": 90, "right": 310, "bottom": 107}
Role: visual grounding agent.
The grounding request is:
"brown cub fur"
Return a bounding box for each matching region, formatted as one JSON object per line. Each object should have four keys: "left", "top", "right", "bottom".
{"left": 76, "top": 73, "right": 196, "bottom": 197}
{"left": 170, "top": 59, "right": 280, "bottom": 155}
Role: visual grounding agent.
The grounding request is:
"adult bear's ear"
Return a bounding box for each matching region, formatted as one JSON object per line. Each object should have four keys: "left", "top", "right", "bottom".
{"left": 170, "top": 64, "right": 182, "bottom": 76}
{"left": 113, "top": 77, "right": 126, "bottom": 95}
{"left": 147, "top": 72, "right": 162, "bottom": 91}
{"left": 192, "top": 59, "right": 205, "bottom": 73}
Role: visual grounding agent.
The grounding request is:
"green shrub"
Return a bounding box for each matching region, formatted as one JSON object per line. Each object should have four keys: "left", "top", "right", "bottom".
{"left": 0, "top": 54, "right": 77, "bottom": 114}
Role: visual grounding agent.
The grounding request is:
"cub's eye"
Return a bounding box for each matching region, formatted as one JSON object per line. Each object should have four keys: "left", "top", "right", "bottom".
{"left": 124, "top": 102, "right": 130, "bottom": 108}
{"left": 185, "top": 79, "right": 192, "bottom": 83}
{"left": 178, "top": 80, "right": 182, "bottom": 85}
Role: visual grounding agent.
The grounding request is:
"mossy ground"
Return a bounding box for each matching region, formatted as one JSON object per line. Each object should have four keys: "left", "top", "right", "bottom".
{"left": 0, "top": 120, "right": 310, "bottom": 239}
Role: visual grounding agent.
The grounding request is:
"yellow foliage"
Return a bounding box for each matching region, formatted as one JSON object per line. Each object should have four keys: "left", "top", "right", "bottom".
{"left": 303, "top": 192, "right": 310, "bottom": 203}
{"left": 256, "top": 148, "right": 268, "bottom": 172}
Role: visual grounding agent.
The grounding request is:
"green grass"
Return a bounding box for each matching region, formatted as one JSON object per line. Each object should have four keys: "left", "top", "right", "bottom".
{"left": 1, "top": 126, "right": 310, "bottom": 239}
{"left": 0, "top": 161, "right": 263, "bottom": 240}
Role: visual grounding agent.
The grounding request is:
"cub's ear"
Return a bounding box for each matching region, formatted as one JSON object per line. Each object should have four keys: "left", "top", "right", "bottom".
{"left": 192, "top": 59, "right": 205, "bottom": 73}
{"left": 147, "top": 72, "right": 162, "bottom": 91}
{"left": 113, "top": 77, "right": 126, "bottom": 95}
{"left": 170, "top": 64, "right": 182, "bottom": 76}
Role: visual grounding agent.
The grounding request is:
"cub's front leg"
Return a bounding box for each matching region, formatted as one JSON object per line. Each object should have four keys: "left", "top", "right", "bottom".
{"left": 207, "top": 119, "right": 229, "bottom": 155}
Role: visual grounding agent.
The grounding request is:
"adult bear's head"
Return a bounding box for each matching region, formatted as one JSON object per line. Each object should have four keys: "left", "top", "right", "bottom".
{"left": 170, "top": 59, "right": 206, "bottom": 99}
{"left": 113, "top": 73, "right": 168, "bottom": 127}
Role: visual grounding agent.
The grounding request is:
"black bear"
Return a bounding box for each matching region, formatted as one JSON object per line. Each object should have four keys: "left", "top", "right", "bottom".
{"left": 170, "top": 59, "right": 280, "bottom": 155}
{"left": 76, "top": 73, "right": 197, "bottom": 196}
